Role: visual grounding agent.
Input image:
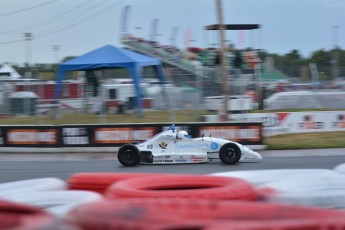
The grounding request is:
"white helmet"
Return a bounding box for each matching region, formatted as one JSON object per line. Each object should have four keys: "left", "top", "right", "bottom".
{"left": 177, "top": 130, "right": 190, "bottom": 140}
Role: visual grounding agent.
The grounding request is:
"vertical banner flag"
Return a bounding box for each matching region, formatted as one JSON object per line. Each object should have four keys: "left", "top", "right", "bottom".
{"left": 184, "top": 28, "right": 192, "bottom": 48}
{"left": 120, "top": 5, "right": 132, "bottom": 36}
{"left": 238, "top": 30, "right": 245, "bottom": 49}
{"left": 170, "top": 27, "right": 178, "bottom": 46}
{"left": 150, "top": 18, "right": 160, "bottom": 41}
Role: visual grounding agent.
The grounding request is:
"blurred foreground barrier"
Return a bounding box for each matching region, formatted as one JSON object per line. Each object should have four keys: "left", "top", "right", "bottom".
{"left": 66, "top": 198, "right": 345, "bottom": 230}
{"left": 0, "top": 178, "right": 66, "bottom": 197}
{"left": 210, "top": 169, "right": 337, "bottom": 186}
{"left": 334, "top": 162, "right": 345, "bottom": 174}
{"left": 105, "top": 174, "right": 257, "bottom": 201}
{"left": 68, "top": 172, "right": 166, "bottom": 194}
{"left": 257, "top": 174, "right": 345, "bottom": 209}
{"left": 1, "top": 191, "right": 103, "bottom": 218}
{"left": 3, "top": 170, "right": 345, "bottom": 229}
{"left": 0, "top": 200, "right": 75, "bottom": 230}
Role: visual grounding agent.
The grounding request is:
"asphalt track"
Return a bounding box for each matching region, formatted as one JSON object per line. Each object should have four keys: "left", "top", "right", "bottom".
{"left": 0, "top": 148, "right": 345, "bottom": 183}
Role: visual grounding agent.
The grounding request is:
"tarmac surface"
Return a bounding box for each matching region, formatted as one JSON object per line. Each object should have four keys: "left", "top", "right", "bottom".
{"left": 1, "top": 148, "right": 345, "bottom": 183}
{"left": 0, "top": 148, "right": 344, "bottom": 161}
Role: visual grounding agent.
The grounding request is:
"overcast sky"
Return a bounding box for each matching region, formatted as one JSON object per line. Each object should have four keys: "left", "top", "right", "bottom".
{"left": 0, "top": 0, "right": 344, "bottom": 65}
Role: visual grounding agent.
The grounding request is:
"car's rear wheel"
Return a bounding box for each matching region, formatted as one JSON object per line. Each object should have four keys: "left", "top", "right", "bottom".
{"left": 219, "top": 143, "right": 241, "bottom": 164}
{"left": 117, "top": 144, "right": 140, "bottom": 166}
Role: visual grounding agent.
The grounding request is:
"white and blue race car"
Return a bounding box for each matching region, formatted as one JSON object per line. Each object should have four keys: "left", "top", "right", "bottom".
{"left": 117, "top": 124, "right": 263, "bottom": 166}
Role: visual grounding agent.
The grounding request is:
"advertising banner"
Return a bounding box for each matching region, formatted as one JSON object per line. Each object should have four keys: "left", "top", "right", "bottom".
{"left": 5, "top": 127, "right": 60, "bottom": 147}
{"left": 62, "top": 126, "right": 90, "bottom": 146}
{"left": 91, "top": 125, "right": 161, "bottom": 146}
{"left": 0, "top": 128, "right": 4, "bottom": 146}
{"left": 0, "top": 122, "right": 263, "bottom": 149}
{"left": 229, "top": 111, "right": 345, "bottom": 136}
{"left": 197, "top": 123, "right": 262, "bottom": 145}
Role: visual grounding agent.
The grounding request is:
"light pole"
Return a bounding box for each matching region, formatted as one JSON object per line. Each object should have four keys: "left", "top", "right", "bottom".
{"left": 23, "top": 32, "right": 33, "bottom": 116}
{"left": 332, "top": 25, "right": 339, "bottom": 80}
{"left": 23, "top": 33, "right": 32, "bottom": 65}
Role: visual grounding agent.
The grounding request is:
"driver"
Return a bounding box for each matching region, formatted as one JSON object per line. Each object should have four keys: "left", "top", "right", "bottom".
{"left": 177, "top": 130, "right": 191, "bottom": 140}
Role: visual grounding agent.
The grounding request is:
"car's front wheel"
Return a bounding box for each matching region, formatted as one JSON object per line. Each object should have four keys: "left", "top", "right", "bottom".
{"left": 117, "top": 144, "right": 140, "bottom": 166}
{"left": 219, "top": 143, "right": 241, "bottom": 164}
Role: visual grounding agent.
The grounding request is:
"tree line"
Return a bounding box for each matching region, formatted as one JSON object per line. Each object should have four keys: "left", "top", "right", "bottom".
{"left": 265, "top": 47, "right": 345, "bottom": 81}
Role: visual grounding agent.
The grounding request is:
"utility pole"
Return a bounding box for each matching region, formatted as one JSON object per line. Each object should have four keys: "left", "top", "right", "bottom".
{"left": 215, "top": 0, "right": 229, "bottom": 121}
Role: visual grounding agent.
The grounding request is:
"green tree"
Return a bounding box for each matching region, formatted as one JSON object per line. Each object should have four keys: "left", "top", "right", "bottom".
{"left": 271, "top": 49, "right": 304, "bottom": 78}
{"left": 61, "top": 56, "right": 76, "bottom": 63}
{"left": 307, "top": 49, "right": 332, "bottom": 79}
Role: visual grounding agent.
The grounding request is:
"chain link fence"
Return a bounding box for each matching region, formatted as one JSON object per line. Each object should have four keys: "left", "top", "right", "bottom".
{"left": 1, "top": 65, "right": 345, "bottom": 124}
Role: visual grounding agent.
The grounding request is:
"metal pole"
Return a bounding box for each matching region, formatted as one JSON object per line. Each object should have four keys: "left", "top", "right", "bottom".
{"left": 332, "top": 25, "right": 339, "bottom": 81}
{"left": 215, "top": 0, "right": 229, "bottom": 121}
{"left": 24, "top": 33, "right": 32, "bottom": 65}
{"left": 24, "top": 33, "right": 32, "bottom": 117}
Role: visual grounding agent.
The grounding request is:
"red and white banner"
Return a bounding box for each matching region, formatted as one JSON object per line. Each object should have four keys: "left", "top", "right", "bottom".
{"left": 184, "top": 28, "right": 192, "bottom": 48}
{"left": 229, "top": 111, "right": 345, "bottom": 136}
{"left": 119, "top": 5, "right": 132, "bottom": 35}
{"left": 170, "top": 27, "right": 179, "bottom": 46}
{"left": 7, "top": 129, "right": 59, "bottom": 145}
{"left": 150, "top": 18, "right": 160, "bottom": 41}
{"left": 238, "top": 30, "right": 245, "bottom": 49}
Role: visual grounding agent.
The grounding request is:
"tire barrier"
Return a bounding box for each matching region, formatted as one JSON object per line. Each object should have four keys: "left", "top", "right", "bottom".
{"left": 2, "top": 190, "right": 103, "bottom": 218}
{"left": 257, "top": 174, "right": 345, "bottom": 209}
{"left": 0, "top": 200, "right": 58, "bottom": 230}
{"left": 0, "top": 178, "right": 66, "bottom": 197}
{"left": 66, "top": 198, "right": 345, "bottom": 230}
{"left": 105, "top": 174, "right": 257, "bottom": 201}
{"left": 68, "top": 173, "right": 164, "bottom": 194}
{"left": 210, "top": 169, "right": 337, "bottom": 187}
{"left": 333, "top": 162, "right": 345, "bottom": 174}
{"left": 4, "top": 169, "right": 345, "bottom": 229}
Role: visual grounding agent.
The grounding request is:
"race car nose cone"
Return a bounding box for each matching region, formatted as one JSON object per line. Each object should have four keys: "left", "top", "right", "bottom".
{"left": 256, "top": 152, "right": 263, "bottom": 160}
{"left": 250, "top": 150, "right": 263, "bottom": 160}
{"left": 240, "top": 148, "right": 263, "bottom": 162}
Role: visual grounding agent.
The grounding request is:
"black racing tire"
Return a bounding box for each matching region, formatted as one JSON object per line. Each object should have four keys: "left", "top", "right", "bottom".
{"left": 219, "top": 143, "right": 241, "bottom": 164}
{"left": 117, "top": 144, "right": 140, "bottom": 166}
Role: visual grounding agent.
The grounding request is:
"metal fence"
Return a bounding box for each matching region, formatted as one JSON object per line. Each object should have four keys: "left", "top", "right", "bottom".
{"left": 1, "top": 65, "right": 345, "bottom": 124}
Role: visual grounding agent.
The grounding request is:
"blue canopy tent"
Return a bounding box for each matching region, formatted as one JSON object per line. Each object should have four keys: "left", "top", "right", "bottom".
{"left": 54, "top": 45, "right": 166, "bottom": 115}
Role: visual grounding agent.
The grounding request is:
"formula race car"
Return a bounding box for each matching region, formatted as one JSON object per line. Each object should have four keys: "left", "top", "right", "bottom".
{"left": 117, "top": 124, "right": 263, "bottom": 166}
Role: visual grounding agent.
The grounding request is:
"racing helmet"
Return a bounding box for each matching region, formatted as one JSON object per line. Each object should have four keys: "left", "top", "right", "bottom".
{"left": 177, "top": 130, "right": 191, "bottom": 140}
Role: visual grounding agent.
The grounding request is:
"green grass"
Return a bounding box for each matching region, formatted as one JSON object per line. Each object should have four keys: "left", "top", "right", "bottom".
{"left": 265, "top": 131, "right": 345, "bottom": 150}
{"left": 251, "top": 108, "right": 345, "bottom": 113}
{"left": 0, "top": 110, "right": 212, "bottom": 125}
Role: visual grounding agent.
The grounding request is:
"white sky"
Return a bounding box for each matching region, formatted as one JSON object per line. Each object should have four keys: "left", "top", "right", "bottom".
{"left": 0, "top": 0, "right": 344, "bottom": 65}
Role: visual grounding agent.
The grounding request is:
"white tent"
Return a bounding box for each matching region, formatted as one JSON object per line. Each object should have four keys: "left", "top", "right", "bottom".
{"left": 0, "top": 63, "right": 23, "bottom": 79}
